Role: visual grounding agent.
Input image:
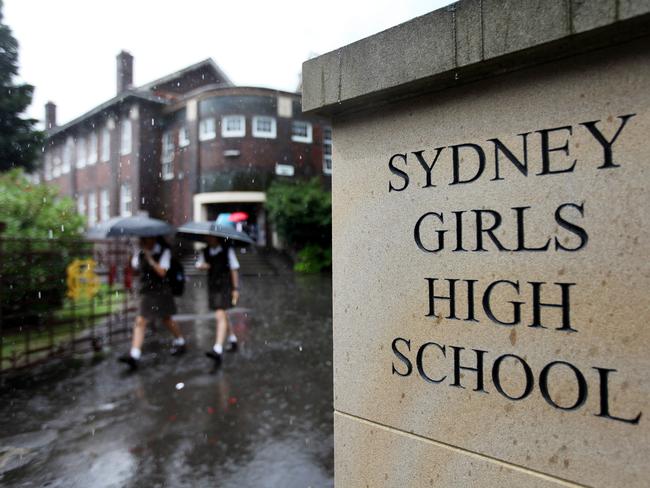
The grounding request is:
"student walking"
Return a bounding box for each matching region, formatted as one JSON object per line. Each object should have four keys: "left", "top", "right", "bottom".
{"left": 195, "top": 236, "right": 241, "bottom": 367}
{"left": 119, "top": 236, "right": 186, "bottom": 368}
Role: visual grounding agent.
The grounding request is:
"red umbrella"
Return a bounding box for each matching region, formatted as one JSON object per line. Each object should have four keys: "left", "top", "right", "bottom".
{"left": 228, "top": 212, "right": 249, "bottom": 223}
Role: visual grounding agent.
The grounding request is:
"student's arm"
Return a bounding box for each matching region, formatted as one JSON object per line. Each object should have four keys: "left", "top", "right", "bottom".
{"left": 195, "top": 250, "right": 210, "bottom": 270}
{"left": 144, "top": 249, "right": 170, "bottom": 278}
{"left": 229, "top": 248, "right": 240, "bottom": 305}
{"left": 230, "top": 269, "right": 240, "bottom": 306}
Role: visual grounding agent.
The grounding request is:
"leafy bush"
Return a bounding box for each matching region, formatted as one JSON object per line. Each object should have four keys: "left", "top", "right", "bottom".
{"left": 266, "top": 178, "right": 331, "bottom": 273}
{"left": 294, "top": 244, "right": 332, "bottom": 274}
{"left": 0, "top": 170, "right": 85, "bottom": 325}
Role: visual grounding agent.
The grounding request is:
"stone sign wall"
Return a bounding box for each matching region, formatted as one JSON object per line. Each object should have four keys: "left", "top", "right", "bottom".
{"left": 304, "top": 2, "right": 650, "bottom": 487}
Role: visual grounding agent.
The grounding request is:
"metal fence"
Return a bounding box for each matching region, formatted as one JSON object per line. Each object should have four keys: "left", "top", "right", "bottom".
{"left": 0, "top": 237, "right": 136, "bottom": 373}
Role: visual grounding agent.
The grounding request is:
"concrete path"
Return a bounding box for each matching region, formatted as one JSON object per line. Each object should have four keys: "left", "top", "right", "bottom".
{"left": 0, "top": 274, "right": 333, "bottom": 487}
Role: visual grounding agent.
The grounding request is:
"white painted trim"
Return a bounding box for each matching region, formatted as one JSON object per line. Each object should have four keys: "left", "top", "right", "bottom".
{"left": 193, "top": 191, "right": 266, "bottom": 221}
{"left": 252, "top": 115, "right": 276, "bottom": 139}
{"left": 199, "top": 117, "right": 216, "bottom": 141}
{"left": 221, "top": 115, "right": 246, "bottom": 137}
{"left": 291, "top": 121, "right": 312, "bottom": 143}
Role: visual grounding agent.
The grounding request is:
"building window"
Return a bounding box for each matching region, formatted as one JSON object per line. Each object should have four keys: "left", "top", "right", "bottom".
{"left": 76, "top": 137, "right": 87, "bottom": 168}
{"left": 88, "top": 132, "right": 98, "bottom": 165}
{"left": 101, "top": 126, "right": 111, "bottom": 162}
{"left": 252, "top": 116, "right": 276, "bottom": 139}
{"left": 44, "top": 154, "right": 52, "bottom": 181}
{"left": 222, "top": 115, "right": 245, "bottom": 137}
{"left": 62, "top": 137, "right": 73, "bottom": 173}
{"left": 291, "top": 121, "right": 312, "bottom": 143}
{"left": 199, "top": 118, "right": 216, "bottom": 141}
{"left": 120, "top": 183, "right": 132, "bottom": 217}
{"left": 52, "top": 156, "right": 62, "bottom": 178}
{"left": 87, "top": 191, "right": 97, "bottom": 226}
{"left": 179, "top": 126, "right": 190, "bottom": 148}
{"left": 120, "top": 119, "right": 132, "bottom": 155}
{"left": 100, "top": 189, "right": 110, "bottom": 222}
{"left": 77, "top": 194, "right": 86, "bottom": 217}
{"left": 161, "top": 131, "right": 174, "bottom": 180}
{"left": 323, "top": 127, "right": 332, "bottom": 174}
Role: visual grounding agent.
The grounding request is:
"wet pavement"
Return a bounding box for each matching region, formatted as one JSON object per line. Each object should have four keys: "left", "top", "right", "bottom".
{"left": 0, "top": 273, "right": 333, "bottom": 487}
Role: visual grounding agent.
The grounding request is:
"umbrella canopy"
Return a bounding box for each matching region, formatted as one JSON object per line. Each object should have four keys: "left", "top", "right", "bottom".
{"left": 176, "top": 221, "right": 255, "bottom": 245}
{"left": 215, "top": 213, "right": 234, "bottom": 227}
{"left": 86, "top": 216, "right": 175, "bottom": 239}
{"left": 228, "top": 211, "right": 249, "bottom": 223}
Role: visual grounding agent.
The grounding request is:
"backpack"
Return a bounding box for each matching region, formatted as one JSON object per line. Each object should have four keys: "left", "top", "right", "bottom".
{"left": 167, "top": 255, "right": 186, "bottom": 297}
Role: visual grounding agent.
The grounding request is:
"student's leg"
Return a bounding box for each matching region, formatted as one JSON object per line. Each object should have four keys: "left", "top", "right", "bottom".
{"left": 132, "top": 315, "right": 148, "bottom": 353}
{"left": 215, "top": 309, "right": 228, "bottom": 349}
{"left": 119, "top": 315, "right": 147, "bottom": 366}
{"left": 162, "top": 316, "right": 185, "bottom": 354}
{"left": 206, "top": 308, "right": 228, "bottom": 364}
{"left": 225, "top": 317, "right": 238, "bottom": 352}
{"left": 162, "top": 316, "right": 183, "bottom": 339}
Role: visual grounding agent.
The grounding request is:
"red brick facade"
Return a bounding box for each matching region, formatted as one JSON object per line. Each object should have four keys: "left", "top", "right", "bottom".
{"left": 41, "top": 55, "right": 331, "bottom": 244}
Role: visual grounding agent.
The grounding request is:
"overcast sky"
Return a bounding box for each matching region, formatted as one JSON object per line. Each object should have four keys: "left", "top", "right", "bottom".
{"left": 5, "top": 0, "right": 453, "bottom": 126}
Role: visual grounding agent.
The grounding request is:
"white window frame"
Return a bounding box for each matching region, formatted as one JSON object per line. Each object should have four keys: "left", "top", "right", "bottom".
{"left": 222, "top": 115, "right": 246, "bottom": 138}
{"left": 88, "top": 132, "right": 98, "bottom": 165}
{"left": 161, "top": 131, "right": 175, "bottom": 180}
{"left": 120, "top": 119, "right": 132, "bottom": 155}
{"left": 252, "top": 116, "right": 276, "bottom": 139}
{"left": 120, "top": 183, "right": 132, "bottom": 217}
{"left": 76, "top": 137, "right": 87, "bottom": 168}
{"left": 77, "top": 193, "right": 86, "bottom": 217}
{"left": 291, "top": 120, "right": 312, "bottom": 143}
{"left": 44, "top": 154, "right": 52, "bottom": 181}
{"left": 323, "top": 127, "right": 332, "bottom": 175}
{"left": 87, "top": 191, "right": 97, "bottom": 226}
{"left": 199, "top": 118, "right": 216, "bottom": 141}
{"left": 62, "top": 137, "right": 73, "bottom": 173}
{"left": 178, "top": 126, "right": 190, "bottom": 148}
{"left": 100, "top": 189, "right": 110, "bottom": 222}
{"left": 101, "top": 126, "right": 111, "bottom": 162}
{"left": 52, "top": 156, "right": 62, "bottom": 178}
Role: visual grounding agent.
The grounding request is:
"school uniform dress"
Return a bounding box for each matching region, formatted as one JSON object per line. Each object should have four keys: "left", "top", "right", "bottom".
{"left": 196, "top": 245, "right": 240, "bottom": 310}
{"left": 131, "top": 244, "right": 177, "bottom": 320}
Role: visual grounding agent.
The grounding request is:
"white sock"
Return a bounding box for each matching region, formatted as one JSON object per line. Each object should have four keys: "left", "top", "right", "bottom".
{"left": 130, "top": 347, "right": 142, "bottom": 360}
{"left": 228, "top": 334, "right": 237, "bottom": 343}
{"left": 213, "top": 344, "right": 223, "bottom": 355}
{"left": 173, "top": 337, "right": 186, "bottom": 346}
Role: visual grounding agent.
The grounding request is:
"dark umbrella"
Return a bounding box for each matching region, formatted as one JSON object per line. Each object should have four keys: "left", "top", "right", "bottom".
{"left": 86, "top": 215, "right": 175, "bottom": 238}
{"left": 176, "top": 221, "right": 255, "bottom": 245}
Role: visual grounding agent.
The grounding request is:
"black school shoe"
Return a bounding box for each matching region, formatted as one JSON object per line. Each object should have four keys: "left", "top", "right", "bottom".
{"left": 118, "top": 353, "right": 139, "bottom": 369}
{"left": 226, "top": 341, "right": 238, "bottom": 353}
{"left": 205, "top": 350, "right": 223, "bottom": 367}
{"left": 170, "top": 343, "right": 186, "bottom": 356}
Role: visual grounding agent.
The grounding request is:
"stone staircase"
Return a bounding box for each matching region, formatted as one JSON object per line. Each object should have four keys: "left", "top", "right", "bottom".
{"left": 181, "top": 247, "right": 279, "bottom": 277}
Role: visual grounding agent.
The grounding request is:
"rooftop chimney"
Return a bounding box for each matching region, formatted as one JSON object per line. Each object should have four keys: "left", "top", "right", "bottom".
{"left": 116, "top": 50, "right": 134, "bottom": 94}
{"left": 45, "top": 101, "right": 57, "bottom": 129}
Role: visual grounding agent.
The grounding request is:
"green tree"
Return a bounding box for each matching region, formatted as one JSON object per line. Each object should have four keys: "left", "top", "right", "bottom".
{"left": 266, "top": 178, "right": 331, "bottom": 272}
{"left": 0, "top": 0, "right": 43, "bottom": 172}
{"left": 0, "top": 170, "right": 84, "bottom": 324}
{"left": 0, "top": 169, "right": 83, "bottom": 239}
